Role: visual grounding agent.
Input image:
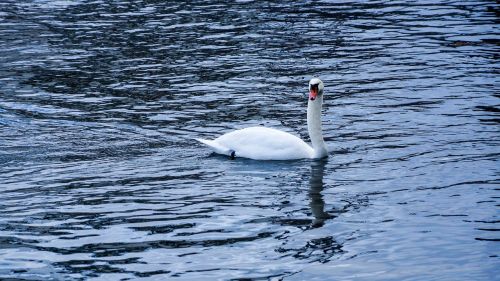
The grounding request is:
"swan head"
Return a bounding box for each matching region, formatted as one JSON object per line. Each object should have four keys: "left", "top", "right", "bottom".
{"left": 309, "top": 78, "right": 324, "bottom": 101}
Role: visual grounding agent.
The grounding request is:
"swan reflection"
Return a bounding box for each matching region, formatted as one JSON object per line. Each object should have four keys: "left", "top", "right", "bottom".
{"left": 309, "top": 159, "right": 330, "bottom": 227}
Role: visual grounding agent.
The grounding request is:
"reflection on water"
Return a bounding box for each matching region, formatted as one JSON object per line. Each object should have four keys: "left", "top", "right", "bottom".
{"left": 0, "top": 0, "right": 499, "bottom": 280}
{"left": 309, "top": 159, "right": 331, "bottom": 228}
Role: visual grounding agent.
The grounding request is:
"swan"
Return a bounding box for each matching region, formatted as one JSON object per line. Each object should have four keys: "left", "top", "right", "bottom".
{"left": 196, "top": 78, "right": 328, "bottom": 160}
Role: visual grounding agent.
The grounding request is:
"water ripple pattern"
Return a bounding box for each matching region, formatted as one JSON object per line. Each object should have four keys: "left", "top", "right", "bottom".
{"left": 0, "top": 0, "right": 498, "bottom": 280}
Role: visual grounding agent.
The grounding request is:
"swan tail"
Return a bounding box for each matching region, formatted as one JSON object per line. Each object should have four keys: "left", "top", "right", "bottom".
{"left": 195, "top": 138, "right": 233, "bottom": 156}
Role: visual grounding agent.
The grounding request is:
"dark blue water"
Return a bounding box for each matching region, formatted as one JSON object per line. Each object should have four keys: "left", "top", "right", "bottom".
{"left": 1, "top": 0, "right": 499, "bottom": 280}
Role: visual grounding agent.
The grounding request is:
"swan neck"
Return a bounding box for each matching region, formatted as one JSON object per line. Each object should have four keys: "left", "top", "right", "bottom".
{"left": 307, "top": 97, "right": 328, "bottom": 158}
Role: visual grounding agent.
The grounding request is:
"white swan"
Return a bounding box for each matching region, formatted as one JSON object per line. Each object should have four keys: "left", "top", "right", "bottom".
{"left": 196, "top": 78, "right": 328, "bottom": 160}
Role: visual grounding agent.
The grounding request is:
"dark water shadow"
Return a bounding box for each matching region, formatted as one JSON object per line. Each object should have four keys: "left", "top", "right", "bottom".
{"left": 206, "top": 151, "right": 310, "bottom": 172}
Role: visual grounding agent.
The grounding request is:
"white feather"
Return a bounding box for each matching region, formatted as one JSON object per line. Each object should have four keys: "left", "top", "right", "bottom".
{"left": 197, "top": 126, "right": 313, "bottom": 160}
{"left": 197, "top": 78, "right": 328, "bottom": 160}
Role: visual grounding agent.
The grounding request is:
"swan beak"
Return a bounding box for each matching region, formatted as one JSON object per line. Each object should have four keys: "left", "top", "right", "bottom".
{"left": 309, "top": 88, "right": 318, "bottom": 101}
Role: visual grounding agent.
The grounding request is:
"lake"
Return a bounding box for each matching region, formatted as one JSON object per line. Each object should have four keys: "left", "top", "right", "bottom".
{"left": 0, "top": 0, "right": 498, "bottom": 280}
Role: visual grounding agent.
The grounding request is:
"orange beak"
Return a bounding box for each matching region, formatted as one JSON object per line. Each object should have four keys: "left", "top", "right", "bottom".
{"left": 309, "top": 85, "right": 318, "bottom": 101}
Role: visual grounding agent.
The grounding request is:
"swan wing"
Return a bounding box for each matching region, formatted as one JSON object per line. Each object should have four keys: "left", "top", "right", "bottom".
{"left": 206, "top": 126, "right": 313, "bottom": 160}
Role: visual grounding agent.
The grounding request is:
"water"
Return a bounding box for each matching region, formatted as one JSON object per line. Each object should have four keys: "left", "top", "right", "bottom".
{"left": 0, "top": 0, "right": 498, "bottom": 280}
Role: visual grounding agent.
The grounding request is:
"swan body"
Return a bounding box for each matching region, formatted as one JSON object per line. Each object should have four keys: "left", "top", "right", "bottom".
{"left": 197, "top": 78, "right": 328, "bottom": 160}
{"left": 197, "top": 126, "right": 313, "bottom": 160}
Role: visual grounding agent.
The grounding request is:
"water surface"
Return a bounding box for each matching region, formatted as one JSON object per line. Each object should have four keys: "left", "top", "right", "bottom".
{"left": 0, "top": 0, "right": 499, "bottom": 280}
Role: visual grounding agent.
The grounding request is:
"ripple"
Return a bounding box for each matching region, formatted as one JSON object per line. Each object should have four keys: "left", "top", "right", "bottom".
{"left": 1, "top": 0, "right": 499, "bottom": 280}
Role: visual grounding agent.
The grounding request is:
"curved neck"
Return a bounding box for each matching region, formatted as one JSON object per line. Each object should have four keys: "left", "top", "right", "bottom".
{"left": 307, "top": 97, "right": 328, "bottom": 158}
